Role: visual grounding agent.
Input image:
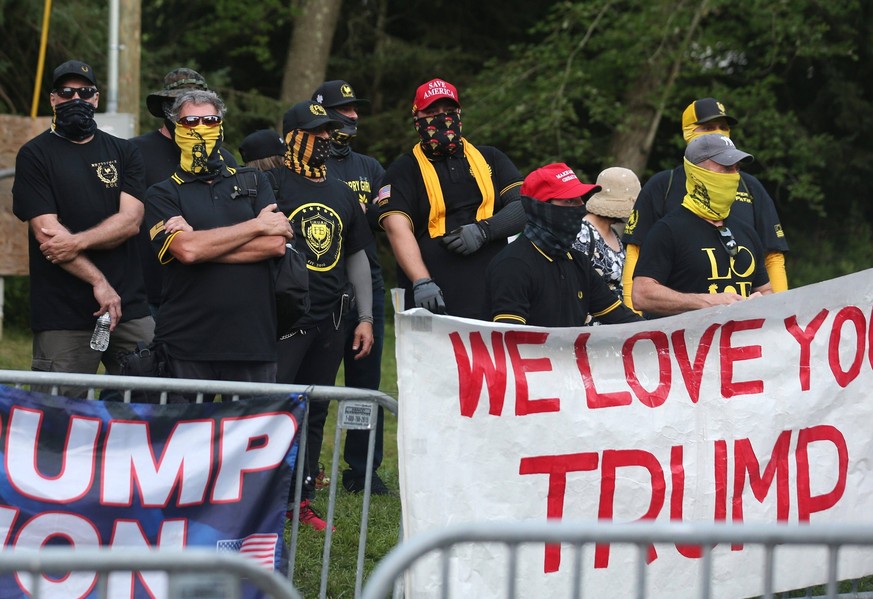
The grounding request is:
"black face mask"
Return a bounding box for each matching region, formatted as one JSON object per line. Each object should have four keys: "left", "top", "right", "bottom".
{"left": 52, "top": 99, "right": 97, "bottom": 142}
{"left": 328, "top": 109, "right": 357, "bottom": 158}
{"left": 522, "top": 196, "right": 588, "bottom": 257}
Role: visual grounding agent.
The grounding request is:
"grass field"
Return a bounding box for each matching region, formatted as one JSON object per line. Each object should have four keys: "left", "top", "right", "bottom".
{"left": 0, "top": 320, "right": 402, "bottom": 598}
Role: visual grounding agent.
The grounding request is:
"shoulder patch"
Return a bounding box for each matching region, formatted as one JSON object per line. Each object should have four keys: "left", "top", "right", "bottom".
{"left": 149, "top": 220, "right": 165, "bottom": 240}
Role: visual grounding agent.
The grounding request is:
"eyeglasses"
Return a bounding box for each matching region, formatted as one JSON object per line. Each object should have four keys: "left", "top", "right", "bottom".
{"left": 53, "top": 86, "right": 98, "bottom": 100}
{"left": 717, "top": 225, "right": 738, "bottom": 257}
{"left": 177, "top": 115, "right": 222, "bottom": 128}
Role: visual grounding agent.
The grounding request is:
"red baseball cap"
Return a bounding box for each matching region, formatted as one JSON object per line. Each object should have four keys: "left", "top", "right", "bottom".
{"left": 521, "top": 163, "right": 601, "bottom": 202}
{"left": 412, "top": 78, "right": 460, "bottom": 114}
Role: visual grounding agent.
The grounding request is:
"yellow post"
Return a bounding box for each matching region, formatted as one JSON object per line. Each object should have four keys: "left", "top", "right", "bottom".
{"left": 30, "top": 0, "right": 53, "bottom": 118}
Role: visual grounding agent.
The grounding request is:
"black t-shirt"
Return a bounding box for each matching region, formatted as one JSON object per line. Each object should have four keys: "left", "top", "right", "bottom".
{"left": 144, "top": 166, "right": 277, "bottom": 361}
{"left": 12, "top": 129, "right": 149, "bottom": 331}
{"left": 634, "top": 206, "right": 770, "bottom": 300}
{"left": 269, "top": 168, "right": 372, "bottom": 327}
{"left": 486, "top": 235, "right": 640, "bottom": 327}
{"left": 377, "top": 146, "right": 523, "bottom": 319}
{"left": 130, "top": 129, "right": 238, "bottom": 305}
{"left": 326, "top": 150, "right": 385, "bottom": 292}
{"left": 624, "top": 166, "right": 789, "bottom": 253}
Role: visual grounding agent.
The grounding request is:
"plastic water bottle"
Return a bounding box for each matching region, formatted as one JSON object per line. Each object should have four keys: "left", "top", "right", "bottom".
{"left": 90, "top": 313, "right": 111, "bottom": 351}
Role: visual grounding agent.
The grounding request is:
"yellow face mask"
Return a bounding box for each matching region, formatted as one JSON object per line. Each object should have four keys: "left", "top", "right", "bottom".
{"left": 683, "top": 124, "right": 731, "bottom": 144}
{"left": 174, "top": 124, "right": 224, "bottom": 175}
{"left": 681, "top": 158, "right": 739, "bottom": 221}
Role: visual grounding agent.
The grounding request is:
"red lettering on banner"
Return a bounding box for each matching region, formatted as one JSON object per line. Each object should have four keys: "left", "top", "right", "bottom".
{"left": 731, "top": 431, "right": 792, "bottom": 550}
{"left": 714, "top": 440, "right": 728, "bottom": 522}
{"left": 828, "top": 306, "right": 866, "bottom": 388}
{"left": 595, "top": 450, "right": 665, "bottom": 568}
{"left": 623, "top": 331, "right": 671, "bottom": 408}
{"left": 796, "top": 425, "right": 848, "bottom": 521}
{"left": 575, "top": 333, "right": 633, "bottom": 409}
{"left": 672, "top": 324, "right": 719, "bottom": 403}
{"left": 519, "top": 453, "right": 599, "bottom": 572}
{"left": 719, "top": 319, "right": 764, "bottom": 398}
{"left": 670, "top": 445, "right": 703, "bottom": 558}
{"left": 522, "top": 424, "right": 850, "bottom": 573}
{"left": 506, "top": 331, "right": 559, "bottom": 415}
{"left": 784, "top": 310, "right": 829, "bottom": 391}
{"left": 449, "top": 331, "right": 507, "bottom": 417}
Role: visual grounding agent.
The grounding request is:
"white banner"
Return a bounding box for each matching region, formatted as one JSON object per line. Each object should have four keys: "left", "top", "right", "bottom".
{"left": 395, "top": 268, "right": 873, "bottom": 598}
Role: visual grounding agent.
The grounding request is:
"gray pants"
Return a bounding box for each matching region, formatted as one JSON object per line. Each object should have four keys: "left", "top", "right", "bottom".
{"left": 31, "top": 316, "right": 155, "bottom": 398}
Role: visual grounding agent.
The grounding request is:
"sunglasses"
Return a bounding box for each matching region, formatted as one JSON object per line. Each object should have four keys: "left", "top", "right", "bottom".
{"left": 717, "top": 225, "right": 739, "bottom": 257}
{"left": 53, "top": 86, "right": 98, "bottom": 100}
{"left": 177, "top": 115, "right": 223, "bottom": 128}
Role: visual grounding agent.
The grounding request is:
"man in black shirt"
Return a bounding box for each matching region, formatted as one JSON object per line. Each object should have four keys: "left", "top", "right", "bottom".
{"left": 378, "top": 78, "right": 526, "bottom": 319}
{"left": 132, "top": 68, "right": 238, "bottom": 319}
{"left": 12, "top": 59, "right": 153, "bottom": 396}
{"left": 270, "top": 100, "right": 374, "bottom": 529}
{"left": 486, "top": 163, "right": 641, "bottom": 327}
{"left": 144, "top": 90, "right": 293, "bottom": 384}
{"left": 632, "top": 135, "right": 772, "bottom": 316}
{"left": 313, "top": 80, "right": 391, "bottom": 495}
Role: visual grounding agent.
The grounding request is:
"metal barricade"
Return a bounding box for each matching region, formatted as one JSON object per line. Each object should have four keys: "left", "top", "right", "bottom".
{"left": 0, "top": 370, "right": 399, "bottom": 599}
{"left": 360, "top": 520, "right": 873, "bottom": 599}
{"left": 0, "top": 547, "right": 303, "bottom": 599}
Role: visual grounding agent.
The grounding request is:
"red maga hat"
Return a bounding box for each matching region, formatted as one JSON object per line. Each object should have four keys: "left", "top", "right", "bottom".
{"left": 412, "top": 78, "right": 460, "bottom": 114}
{"left": 521, "top": 163, "right": 601, "bottom": 202}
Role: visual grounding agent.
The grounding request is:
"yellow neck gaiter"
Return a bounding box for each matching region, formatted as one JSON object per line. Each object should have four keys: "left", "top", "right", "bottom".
{"left": 683, "top": 126, "right": 731, "bottom": 144}
{"left": 681, "top": 158, "right": 739, "bottom": 221}
{"left": 175, "top": 124, "right": 224, "bottom": 175}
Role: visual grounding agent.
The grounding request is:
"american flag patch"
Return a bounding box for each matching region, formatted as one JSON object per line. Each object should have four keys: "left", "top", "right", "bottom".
{"left": 377, "top": 184, "right": 391, "bottom": 202}
{"left": 216, "top": 533, "right": 278, "bottom": 569}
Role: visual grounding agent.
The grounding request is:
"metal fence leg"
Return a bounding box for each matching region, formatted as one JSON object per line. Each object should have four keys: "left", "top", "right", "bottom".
{"left": 287, "top": 399, "right": 311, "bottom": 580}
{"left": 318, "top": 412, "right": 343, "bottom": 599}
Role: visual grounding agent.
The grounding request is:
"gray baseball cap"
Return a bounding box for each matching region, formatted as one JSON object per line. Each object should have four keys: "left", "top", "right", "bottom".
{"left": 685, "top": 134, "right": 753, "bottom": 166}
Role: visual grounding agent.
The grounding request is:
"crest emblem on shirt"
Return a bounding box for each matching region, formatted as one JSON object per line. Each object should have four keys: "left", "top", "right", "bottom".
{"left": 92, "top": 160, "right": 119, "bottom": 188}
{"left": 291, "top": 203, "right": 344, "bottom": 271}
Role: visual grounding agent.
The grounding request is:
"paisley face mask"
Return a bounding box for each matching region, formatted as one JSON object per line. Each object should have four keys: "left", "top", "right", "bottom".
{"left": 52, "top": 99, "right": 97, "bottom": 142}
{"left": 681, "top": 158, "right": 740, "bottom": 221}
{"left": 174, "top": 123, "right": 224, "bottom": 176}
{"left": 284, "top": 129, "right": 330, "bottom": 179}
{"left": 414, "top": 111, "right": 462, "bottom": 158}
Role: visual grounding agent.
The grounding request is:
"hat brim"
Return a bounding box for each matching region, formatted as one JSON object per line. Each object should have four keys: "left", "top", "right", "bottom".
{"left": 146, "top": 91, "right": 188, "bottom": 118}
{"left": 553, "top": 182, "right": 601, "bottom": 201}
{"left": 709, "top": 149, "right": 753, "bottom": 166}
{"left": 326, "top": 97, "right": 370, "bottom": 108}
{"left": 695, "top": 113, "right": 739, "bottom": 127}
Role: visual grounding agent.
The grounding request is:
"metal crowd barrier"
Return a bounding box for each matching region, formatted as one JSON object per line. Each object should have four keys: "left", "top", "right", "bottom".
{"left": 360, "top": 520, "right": 873, "bottom": 599}
{"left": 0, "top": 547, "right": 303, "bottom": 599}
{"left": 0, "top": 369, "right": 399, "bottom": 599}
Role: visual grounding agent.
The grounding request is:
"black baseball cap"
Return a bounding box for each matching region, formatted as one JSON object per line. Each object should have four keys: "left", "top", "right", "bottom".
{"left": 239, "top": 129, "right": 286, "bottom": 163}
{"left": 52, "top": 60, "right": 97, "bottom": 89}
{"left": 282, "top": 101, "right": 341, "bottom": 137}
{"left": 682, "top": 98, "right": 738, "bottom": 127}
{"left": 312, "top": 80, "right": 370, "bottom": 108}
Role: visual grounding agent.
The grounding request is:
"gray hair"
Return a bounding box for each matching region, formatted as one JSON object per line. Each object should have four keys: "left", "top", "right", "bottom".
{"left": 168, "top": 89, "right": 226, "bottom": 122}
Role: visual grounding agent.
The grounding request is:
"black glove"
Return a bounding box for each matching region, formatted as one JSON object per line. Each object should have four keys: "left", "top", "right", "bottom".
{"left": 442, "top": 223, "right": 487, "bottom": 256}
{"left": 412, "top": 278, "right": 447, "bottom": 314}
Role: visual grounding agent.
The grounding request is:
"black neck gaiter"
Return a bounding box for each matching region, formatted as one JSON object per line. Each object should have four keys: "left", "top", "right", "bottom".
{"left": 52, "top": 99, "right": 97, "bottom": 142}
{"left": 328, "top": 110, "right": 357, "bottom": 158}
{"left": 522, "top": 196, "right": 587, "bottom": 257}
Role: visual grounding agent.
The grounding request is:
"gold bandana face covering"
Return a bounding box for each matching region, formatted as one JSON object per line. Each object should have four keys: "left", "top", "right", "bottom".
{"left": 284, "top": 129, "right": 329, "bottom": 179}
{"left": 681, "top": 158, "right": 740, "bottom": 221}
{"left": 174, "top": 124, "right": 223, "bottom": 175}
{"left": 683, "top": 124, "right": 731, "bottom": 144}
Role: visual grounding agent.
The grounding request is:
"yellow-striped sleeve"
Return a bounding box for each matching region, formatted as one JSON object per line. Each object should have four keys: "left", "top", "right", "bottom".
{"left": 493, "top": 314, "right": 526, "bottom": 325}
